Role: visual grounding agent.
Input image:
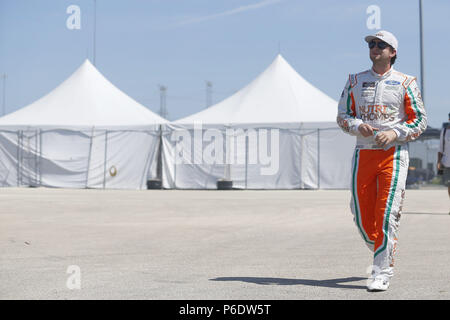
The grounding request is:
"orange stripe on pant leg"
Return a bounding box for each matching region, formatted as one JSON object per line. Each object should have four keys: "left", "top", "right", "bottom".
{"left": 373, "top": 147, "right": 396, "bottom": 253}
{"left": 356, "top": 150, "right": 378, "bottom": 245}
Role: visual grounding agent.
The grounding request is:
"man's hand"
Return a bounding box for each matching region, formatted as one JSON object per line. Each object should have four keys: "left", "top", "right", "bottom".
{"left": 375, "top": 130, "right": 398, "bottom": 147}
{"left": 358, "top": 123, "right": 379, "bottom": 137}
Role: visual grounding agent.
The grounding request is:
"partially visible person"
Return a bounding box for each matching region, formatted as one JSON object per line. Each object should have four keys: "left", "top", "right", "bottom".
{"left": 437, "top": 112, "right": 450, "bottom": 208}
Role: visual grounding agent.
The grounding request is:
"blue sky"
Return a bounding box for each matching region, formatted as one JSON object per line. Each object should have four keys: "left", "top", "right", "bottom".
{"left": 0, "top": 0, "right": 448, "bottom": 127}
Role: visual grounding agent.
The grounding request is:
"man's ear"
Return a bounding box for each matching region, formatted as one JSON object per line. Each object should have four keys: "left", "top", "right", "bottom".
{"left": 390, "top": 49, "right": 397, "bottom": 58}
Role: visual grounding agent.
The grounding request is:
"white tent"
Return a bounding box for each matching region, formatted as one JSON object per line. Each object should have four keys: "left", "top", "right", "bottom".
{"left": 0, "top": 60, "right": 166, "bottom": 189}
{"left": 162, "top": 54, "right": 355, "bottom": 189}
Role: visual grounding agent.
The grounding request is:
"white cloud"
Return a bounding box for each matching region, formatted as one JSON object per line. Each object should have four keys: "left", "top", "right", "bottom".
{"left": 170, "top": 0, "right": 283, "bottom": 27}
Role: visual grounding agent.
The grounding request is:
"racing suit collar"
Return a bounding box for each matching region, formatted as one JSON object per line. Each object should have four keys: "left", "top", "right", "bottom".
{"left": 370, "top": 66, "right": 394, "bottom": 79}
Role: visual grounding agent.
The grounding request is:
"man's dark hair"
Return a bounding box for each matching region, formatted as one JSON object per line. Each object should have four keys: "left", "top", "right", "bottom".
{"left": 390, "top": 46, "right": 397, "bottom": 65}
{"left": 390, "top": 54, "right": 397, "bottom": 65}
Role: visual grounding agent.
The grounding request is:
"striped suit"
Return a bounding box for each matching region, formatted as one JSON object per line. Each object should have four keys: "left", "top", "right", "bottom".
{"left": 337, "top": 67, "right": 427, "bottom": 278}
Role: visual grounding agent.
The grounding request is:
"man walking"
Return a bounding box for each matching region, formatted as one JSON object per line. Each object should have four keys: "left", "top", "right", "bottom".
{"left": 337, "top": 30, "right": 427, "bottom": 291}
{"left": 437, "top": 113, "right": 450, "bottom": 206}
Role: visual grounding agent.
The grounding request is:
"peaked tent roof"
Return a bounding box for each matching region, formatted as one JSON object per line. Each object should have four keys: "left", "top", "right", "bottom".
{"left": 0, "top": 59, "right": 167, "bottom": 127}
{"left": 176, "top": 54, "right": 338, "bottom": 124}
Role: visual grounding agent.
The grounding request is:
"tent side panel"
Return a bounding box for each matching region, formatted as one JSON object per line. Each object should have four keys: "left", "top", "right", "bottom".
{"left": 162, "top": 125, "right": 228, "bottom": 189}
{"left": 39, "top": 130, "right": 91, "bottom": 188}
{"left": 0, "top": 131, "right": 19, "bottom": 187}
{"left": 245, "top": 127, "right": 301, "bottom": 189}
{"left": 86, "top": 130, "right": 107, "bottom": 188}
{"left": 162, "top": 124, "right": 304, "bottom": 189}
{"left": 94, "top": 130, "right": 159, "bottom": 190}
{"left": 161, "top": 126, "right": 176, "bottom": 189}
{"left": 299, "top": 129, "right": 319, "bottom": 189}
{"left": 318, "top": 128, "right": 355, "bottom": 189}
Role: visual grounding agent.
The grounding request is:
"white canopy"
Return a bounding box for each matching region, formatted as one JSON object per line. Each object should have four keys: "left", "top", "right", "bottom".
{"left": 176, "top": 54, "right": 337, "bottom": 124}
{"left": 0, "top": 59, "right": 166, "bottom": 128}
{"left": 0, "top": 60, "right": 164, "bottom": 189}
{"left": 163, "top": 54, "right": 354, "bottom": 189}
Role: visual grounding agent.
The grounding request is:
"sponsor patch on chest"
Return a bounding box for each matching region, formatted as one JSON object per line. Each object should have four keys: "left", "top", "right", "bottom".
{"left": 362, "top": 90, "right": 375, "bottom": 97}
{"left": 363, "top": 82, "right": 376, "bottom": 88}
{"left": 358, "top": 104, "right": 395, "bottom": 121}
{"left": 385, "top": 80, "right": 400, "bottom": 85}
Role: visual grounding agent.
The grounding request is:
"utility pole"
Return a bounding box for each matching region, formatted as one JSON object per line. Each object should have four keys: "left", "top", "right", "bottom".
{"left": 2, "top": 74, "right": 6, "bottom": 116}
{"left": 419, "top": 0, "right": 425, "bottom": 103}
{"left": 159, "top": 85, "right": 168, "bottom": 119}
{"left": 206, "top": 81, "right": 212, "bottom": 108}
{"left": 93, "top": 0, "right": 97, "bottom": 66}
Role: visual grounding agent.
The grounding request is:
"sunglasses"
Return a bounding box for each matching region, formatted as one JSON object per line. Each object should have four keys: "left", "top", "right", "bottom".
{"left": 368, "top": 40, "right": 390, "bottom": 50}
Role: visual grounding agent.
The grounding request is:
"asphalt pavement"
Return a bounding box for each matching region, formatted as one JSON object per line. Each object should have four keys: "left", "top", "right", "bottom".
{"left": 0, "top": 187, "right": 449, "bottom": 300}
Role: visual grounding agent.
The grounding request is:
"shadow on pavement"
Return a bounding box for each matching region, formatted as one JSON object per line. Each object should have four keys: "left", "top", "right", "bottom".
{"left": 210, "top": 276, "right": 367, "bottom": 290}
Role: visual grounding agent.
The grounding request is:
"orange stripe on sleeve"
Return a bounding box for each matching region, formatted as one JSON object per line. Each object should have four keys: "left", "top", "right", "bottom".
{"left": 404, "top": 91, "right": 417, "bottom": 124}
{"left": 350, "top": 92, "right": 356, "bottom": 117}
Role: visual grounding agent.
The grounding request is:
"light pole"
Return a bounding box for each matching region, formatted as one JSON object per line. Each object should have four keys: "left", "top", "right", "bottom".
{"left": 419, "top": 0, "right": 425, "bottom": 103}
{"left": 2, "top": 74, "right": 6, "bottom": 116}
{"left": 159, "top": 85, "right": 168, "bottom": 119}
{"left": 93, "top": 0, "right": 97, "bottom": 66}
{"left": 206, "top": 81, "right": 212, "bottom": 108}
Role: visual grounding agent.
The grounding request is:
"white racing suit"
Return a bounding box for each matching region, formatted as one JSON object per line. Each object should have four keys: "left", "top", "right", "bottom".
{"left": 337, "top": 67, "right": 427, "bottom": 278}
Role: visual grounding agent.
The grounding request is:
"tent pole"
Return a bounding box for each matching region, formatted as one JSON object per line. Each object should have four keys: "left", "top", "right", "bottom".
{"left": 173, "top": 129, "right": 177, "bottom": 189}
{"left": 38, "top": 129, "right": 42, "bottom": 186}
{"left": 317, "top": 129, "right": 320, "bottom": 190}
{"left": 103, "top": 130, "right": 108, "bottom": 189}
{"left": 16, "top": 131, "right": 20, "bottom": 186}
{"left": 157, "top": 124, "right": 163, "bottom": 180}
{"left": 245, "top": 134, "right": 248, "bottom": 189}
{"left": 140, "top": 128, "right": 158, "bottom": 189}
{"left": 34, "top": 130, "right": 38, "bottom": 186}
{"left": 299, "top": 127, "right": 303, "bottom": 189}
{"left": 85, "top": 126, "right": 95, "bottom": 188}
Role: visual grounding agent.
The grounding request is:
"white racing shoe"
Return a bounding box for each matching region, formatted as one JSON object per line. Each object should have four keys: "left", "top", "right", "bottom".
{"left": 367, "top": 275, "right": 390, "bottom": 292}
